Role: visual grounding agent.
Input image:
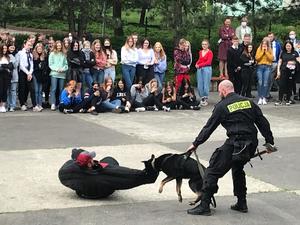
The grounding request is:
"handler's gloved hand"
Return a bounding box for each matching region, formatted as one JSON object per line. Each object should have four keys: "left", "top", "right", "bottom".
{"left": 263, "top": 143, "right": 278, "bottom": 153}
{"left": 186, "top": 144, "right": 197, "bottom": 156}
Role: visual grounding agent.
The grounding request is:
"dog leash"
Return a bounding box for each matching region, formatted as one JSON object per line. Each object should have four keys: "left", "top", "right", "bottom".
{"left": 193, "top": 151, "right": 205, "bottom": 178}
{"left": 192, "top": 150, "right": 216, "bottom": 208}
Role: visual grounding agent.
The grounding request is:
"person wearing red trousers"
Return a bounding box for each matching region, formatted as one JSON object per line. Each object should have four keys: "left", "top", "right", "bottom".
{"left": 173, "top": 38, "right": 191, "bottom": 91}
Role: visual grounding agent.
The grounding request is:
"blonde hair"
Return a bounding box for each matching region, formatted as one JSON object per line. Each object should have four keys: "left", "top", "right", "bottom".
{"left": 123, "top": 36, "right": 134, "bottom": 50}
{"left": 260, "top": 37, "right": 271, "bottom": 50}
{"left": 153, "top": 42, "right": 166, "bottom": 59}
{"left": 83, "top": 40, "right": 91, "bottom": 49}
{"left": 53, "top": 40, "right": 64, "bottom": 54}
{"left": 92, "top": 39, "right": 102, "bottom": 52}
{"left": 33, "top": 43, "right": 46, "bottom": 60}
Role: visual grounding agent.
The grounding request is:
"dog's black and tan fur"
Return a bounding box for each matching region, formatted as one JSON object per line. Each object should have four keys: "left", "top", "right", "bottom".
{"left": 143, "top": 153, "right": 206, "bottom": 205}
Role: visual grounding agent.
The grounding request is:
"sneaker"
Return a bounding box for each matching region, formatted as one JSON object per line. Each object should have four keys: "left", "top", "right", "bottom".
{"left": 192, "top": 106, "right": 201, "bottom": 110}
{"left": 258, "top": 98, "right": 263, "bottom": 105}
{"left": 289, "top": 100, "right": 295, "bottom": 104}
{"left": 63, "top": 109, "right": 73, "bottom": 114}
{"left": 0, "top": 106, "right": 6, "bottom": 113}
{"left": 200, "top": 100, "right": 208, "bottom": 106}
{"left": 21, "top": 105, "right": 27, "bottom": 111}
{"left": 33, "top": 106, "right": 42, "bottom": 112}
{"left": 124, "top": 106, "right": 130, "bottom": 113}
{"left": 135, "top": 107, "right": 146, "bottom": 112}
{"left": 112, "top": 107, "right": 122, "bottom": 113}
{"left": 9, "top": 108, "right": 15, "bottom": 112}
{"left": 79, "top": 108, "right": 87, "bottom": 113}
{"left": 285, "top": 101, "right": 291, "bottom": 106}
{"left": 154, "top": 105, "right": 159, "bottom": 111}
{"left": 90, "top": 110, "right": 98, "bottom": 115}
{"left": 146, "top": 106, "right": 155, "bottom": 111}
{"left": 38, "top": 105, "right": 43, "bottom": 111}
{"left": 274, "top": 101, "right": 282, "bottom": 106}
{"left": 162, "top": 106, "right": 171, "bottom": 112}
{"left": 51, "top": 104, "right": 56, "bottom": 111}
{"left": 262, "top": 98, "right": 267, "bottom": 105}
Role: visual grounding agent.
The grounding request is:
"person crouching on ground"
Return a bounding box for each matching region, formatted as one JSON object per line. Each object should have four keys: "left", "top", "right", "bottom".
{"left": 59, "top": 80, "right": 82, "bottom": 114}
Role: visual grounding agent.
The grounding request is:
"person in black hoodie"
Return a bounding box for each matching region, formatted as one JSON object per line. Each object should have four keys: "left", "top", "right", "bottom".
{"left": 81, "top": 40, "right": 96, "bottom": 90}
{"left": 227, "top": 36, "right": 243, "bottom": 94}
{"left": 67, "top": 40, "right": 84, "bottom": 94}
{"left": 33, "top": 43, "right": 48, "bottom": 111}
{"left": 112, "top": 78, "right": 131, "bottom": 112}
{"left": 240, "top": 44, "right": 256, "bottom": 97}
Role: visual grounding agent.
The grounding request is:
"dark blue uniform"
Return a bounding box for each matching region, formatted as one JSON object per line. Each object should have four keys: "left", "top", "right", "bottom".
{"left": 193, "top": 92, "right": 274, "bottom": 198}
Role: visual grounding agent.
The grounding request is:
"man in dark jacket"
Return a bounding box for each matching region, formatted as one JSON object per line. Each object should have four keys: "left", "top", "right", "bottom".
{"left": 186, "top": 80, "right": 275, "bottom": 216}
{"left": 227, "top": 36, "right": 243, "bottom": 94}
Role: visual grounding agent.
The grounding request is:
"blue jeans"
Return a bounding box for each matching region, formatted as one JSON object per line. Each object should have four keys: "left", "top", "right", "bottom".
{"left": 104, "top": 67, "right": 116, "bottom": 82}
{"left": 83, "top": 70, "right": 93, "bottom": 89}
{"left": 92, "top": 69, "right": 104, "bottom": 84}
{"left": 197, "top": 66, "right": 212, "bottom": 98}
{"left": 50, "top": 77, "right": 65, "bottom": 105}
{"left": 122, "top": 64, "right": 136, "bottom": 91}
{"left": 101, "top": 99, "right": 121, "bottom": 111}
{"left": 256, "top": 65, "right": 271, "bottom": 98}
{"left": 154, "top": 72, "right": 165, "bottom": 89}
{"left": 7, "top": 82, "right": 18, "bottom": 109}
{"left": 33, "top": 76, "right": 43, "bottom": 106}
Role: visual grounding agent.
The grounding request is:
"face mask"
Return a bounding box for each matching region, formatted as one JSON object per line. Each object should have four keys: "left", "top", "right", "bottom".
{"left": 241, "top": 22, "right": 247, "bottom": 27}
{"left": 104, "top": 45, "right": 110, "bottom": 49}
{"left": 289, "top": 35, "right": 296, "bottom": 40}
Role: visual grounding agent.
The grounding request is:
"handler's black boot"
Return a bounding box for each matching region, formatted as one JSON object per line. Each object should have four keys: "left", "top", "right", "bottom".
{"left": 230, "top": 197, "right": 248, "bottom": 213}
{"left": 187, "top": 192, "right": 211, "bottom": 216}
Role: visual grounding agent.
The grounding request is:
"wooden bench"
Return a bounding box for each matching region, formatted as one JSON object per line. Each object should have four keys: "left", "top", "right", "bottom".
{"left": 210, "top": 76, "right": 223, "bottom": 92}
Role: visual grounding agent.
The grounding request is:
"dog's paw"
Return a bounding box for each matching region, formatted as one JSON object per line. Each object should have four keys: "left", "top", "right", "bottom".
{"left": 158, "top": 187, "right": 163, "bottom": 193}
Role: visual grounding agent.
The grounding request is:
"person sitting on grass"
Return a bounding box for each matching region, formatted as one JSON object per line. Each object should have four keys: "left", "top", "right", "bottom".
{"left": 59, "top": 80, "right": 82, "bottom": 114}
{"left": 177, "top": 78, "right": 200, "bottom": 110}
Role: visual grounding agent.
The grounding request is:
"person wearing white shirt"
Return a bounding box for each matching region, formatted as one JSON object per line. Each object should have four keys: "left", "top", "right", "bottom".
{"left": 136, "top": 38, "right": 155, "bottom": 84}
{"left": 121, "top": 36, "right": 138, "bottom": 91}
{"left": 18, "top": 40, "right": 37, "bottom": 111}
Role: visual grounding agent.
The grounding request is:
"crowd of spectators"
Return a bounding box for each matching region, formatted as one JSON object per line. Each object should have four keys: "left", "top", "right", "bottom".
{"left": 0, "top": 17, "right": 299, "bottom": 114}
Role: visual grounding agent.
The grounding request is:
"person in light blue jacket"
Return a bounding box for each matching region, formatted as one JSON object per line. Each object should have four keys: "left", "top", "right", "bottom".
{"left": 49, "top": 40, "right": 68, "bottom": 111}
{"left": 7, "top": 43, "right": 19, "bottom": 112}
{"left": 153, "top": 42, "right": 167, "bottom": 89}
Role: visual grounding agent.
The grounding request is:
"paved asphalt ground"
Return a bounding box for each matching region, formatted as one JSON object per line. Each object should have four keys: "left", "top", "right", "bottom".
{"left": 0, "top": 91, "right": 299, "bottom": 225}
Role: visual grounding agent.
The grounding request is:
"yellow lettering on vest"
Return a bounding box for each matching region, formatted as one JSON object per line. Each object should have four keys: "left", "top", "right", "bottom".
{"left": 227, "top": 100, "right": 251, "bottom": 113}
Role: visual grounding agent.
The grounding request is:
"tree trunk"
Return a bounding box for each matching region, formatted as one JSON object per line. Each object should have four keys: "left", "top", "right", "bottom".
{"left": 139, "top": 6, "right": 147, "bottom": 25}
{"left": 67, "top": 0, "right": 76, "bottom": 34}
{"left": 113, "top": 0, "right": 124, "bottom": 36}
{"left": 78, "top": 1, "right": 88, "bottom": 39}
{"left": 173, "top": 0, "right": 183, "bottom": 45}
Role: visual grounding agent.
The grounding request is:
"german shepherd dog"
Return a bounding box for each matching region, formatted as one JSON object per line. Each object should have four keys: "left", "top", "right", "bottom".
{"left": 143, "top": 153, "right": 213, "bottom": 206}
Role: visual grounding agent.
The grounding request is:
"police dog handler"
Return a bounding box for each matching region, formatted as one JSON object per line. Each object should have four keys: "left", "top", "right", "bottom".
{"left": 186, "top": 80, "right": 275, "bottom": 216}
